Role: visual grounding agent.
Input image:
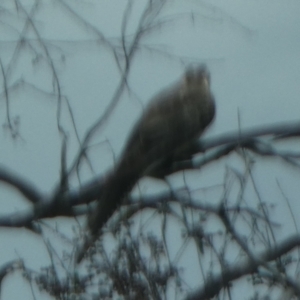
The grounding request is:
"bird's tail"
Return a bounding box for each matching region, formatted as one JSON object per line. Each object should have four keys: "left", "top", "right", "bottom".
{"left": 87, "top": 165, "right": 141, "bottom": 236}
{"left": 76, "top": 150, "right": 146, "bottom": 263}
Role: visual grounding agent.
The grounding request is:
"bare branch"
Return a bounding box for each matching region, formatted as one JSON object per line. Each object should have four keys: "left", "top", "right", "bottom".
{"left": 0, "top": 166, "right": 43, "bottom": 204}
{"left": 185, "top": 235, "right": 300, "bottom": 300}
{"left": 0, "top": 260, "right": 24, "bottom": 296}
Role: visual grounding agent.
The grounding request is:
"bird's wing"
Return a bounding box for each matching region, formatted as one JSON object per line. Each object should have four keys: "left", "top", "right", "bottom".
{"left": 121, "top": 82, "right": 215, "bottom": 165}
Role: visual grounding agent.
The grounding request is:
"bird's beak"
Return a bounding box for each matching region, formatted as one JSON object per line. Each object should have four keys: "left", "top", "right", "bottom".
{"left": 203, "top": 76, "right": 210, "bottom": 88}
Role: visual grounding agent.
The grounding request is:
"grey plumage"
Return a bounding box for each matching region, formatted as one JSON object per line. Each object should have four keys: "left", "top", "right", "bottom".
{"left": 77, "top": 65, "right": 215, "bottom": 262}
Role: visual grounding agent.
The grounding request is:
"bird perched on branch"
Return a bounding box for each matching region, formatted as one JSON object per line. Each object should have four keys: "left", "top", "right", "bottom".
{"left": 77, "top": 64, "right": 216, "bottom": 262}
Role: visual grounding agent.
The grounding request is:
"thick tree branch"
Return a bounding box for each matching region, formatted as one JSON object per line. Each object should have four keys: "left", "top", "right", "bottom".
{"left": 71, "top": 121, "right": 300, "bottom": 206}
{"left": 0, "top": 166, "right": 43, "bottom": 204}
{"left": 0, "top": 121, "right": 299, "bottom": 230}
{"left": 200, "top": 121, "right": 300, "bottom": 150}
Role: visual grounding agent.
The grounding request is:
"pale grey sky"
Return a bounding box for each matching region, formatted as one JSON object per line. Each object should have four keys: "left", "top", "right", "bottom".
{"left": 0, "top": 0, "right": 299, "bottom": 299}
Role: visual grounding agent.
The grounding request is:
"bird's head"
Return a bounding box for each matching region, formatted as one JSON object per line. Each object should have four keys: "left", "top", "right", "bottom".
{"left": 184, "top": 64, "right": 210, "bottom": 89}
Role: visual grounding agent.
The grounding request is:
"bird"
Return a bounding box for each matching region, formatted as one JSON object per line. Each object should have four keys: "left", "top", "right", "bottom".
{"left": 77, "top": 64, "right": 216, "bottom": 262}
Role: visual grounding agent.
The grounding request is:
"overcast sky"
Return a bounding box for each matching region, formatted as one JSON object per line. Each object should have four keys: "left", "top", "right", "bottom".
{"left": 0, "top": 0, "right": 299, "bottom": 299}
